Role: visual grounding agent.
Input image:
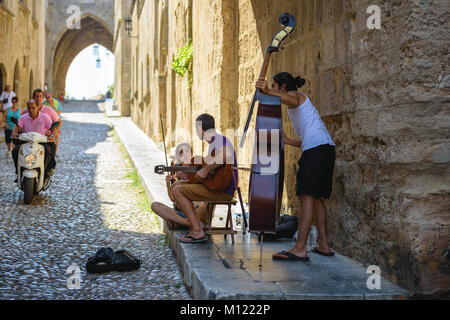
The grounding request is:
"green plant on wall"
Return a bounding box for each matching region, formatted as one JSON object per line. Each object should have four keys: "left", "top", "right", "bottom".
{"left": 172, "top": 39, "right": 193, "bottom": 86}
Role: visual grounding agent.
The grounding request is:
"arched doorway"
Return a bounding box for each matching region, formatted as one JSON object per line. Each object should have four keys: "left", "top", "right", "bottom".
{"left": 52, "top": 15, "right": 113, "bottom": 97}
{"left": 65, "top": 44, "right": 115, "bottom": 100}
{"left": 13, "top": 61, "right": 20, "bottom": 97}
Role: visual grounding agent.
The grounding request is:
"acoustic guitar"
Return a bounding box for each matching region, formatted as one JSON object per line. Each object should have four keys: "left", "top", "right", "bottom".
{"left": 154, "top": 156, "right": 233, "bottom": 192}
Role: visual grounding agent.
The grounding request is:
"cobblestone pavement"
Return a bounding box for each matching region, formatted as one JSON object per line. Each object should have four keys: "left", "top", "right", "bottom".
{"left": 0, "top": 101, "right": 191, "bottom": 300}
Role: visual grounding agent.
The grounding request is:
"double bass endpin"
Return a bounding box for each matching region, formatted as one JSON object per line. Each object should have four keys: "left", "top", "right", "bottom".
{"left": 259, "top": 232, "right": 264, "bottom": 268}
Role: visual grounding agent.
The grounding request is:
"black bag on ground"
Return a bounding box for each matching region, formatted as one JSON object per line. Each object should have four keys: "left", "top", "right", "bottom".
{"left": 256, "top": 214, "right": 299, "bottom": 242}
{"left": 86, "top": 247, "right": 141, "bottom": 274}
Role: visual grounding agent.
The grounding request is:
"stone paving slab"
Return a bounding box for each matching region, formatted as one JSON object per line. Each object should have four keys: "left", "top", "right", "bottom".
{"left": 112, "top": 116, "right": 411, "bottom": 300}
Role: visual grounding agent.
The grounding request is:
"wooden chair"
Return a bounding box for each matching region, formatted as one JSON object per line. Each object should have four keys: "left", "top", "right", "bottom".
{"left": 205, "top": 199, "right": 238, "bottom": 243}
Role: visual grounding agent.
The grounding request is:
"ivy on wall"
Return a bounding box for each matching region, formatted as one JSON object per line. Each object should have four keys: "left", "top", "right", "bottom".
{"left": 172, "top": 39, "right": 193, "bottom": 87}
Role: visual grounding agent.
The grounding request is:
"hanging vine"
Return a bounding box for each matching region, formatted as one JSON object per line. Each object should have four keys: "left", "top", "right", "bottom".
{"left": 172, "top": 39, "right": 193, "bottom": 87}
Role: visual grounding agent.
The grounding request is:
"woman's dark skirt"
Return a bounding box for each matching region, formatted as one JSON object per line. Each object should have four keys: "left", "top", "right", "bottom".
{"left": 296, "top": 144, "right": 335, "bottom": 199}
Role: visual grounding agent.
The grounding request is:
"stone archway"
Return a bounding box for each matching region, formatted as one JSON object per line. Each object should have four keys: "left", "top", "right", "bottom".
{"left": 51, "top": 15, "right": 114, "bottom": 97}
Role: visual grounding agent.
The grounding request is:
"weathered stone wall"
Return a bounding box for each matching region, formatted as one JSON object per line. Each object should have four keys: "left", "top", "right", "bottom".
{"left": 122, "top": 0, "right": 449, "bottom": 297}
{"left": 0, "top": 0, "right": 46, "bottom": 101}
{"left": 128, "top": 0, "right": 194, "bottom": 153}
{"left": 113, "top": 0, "right": 132, "bottom": 116}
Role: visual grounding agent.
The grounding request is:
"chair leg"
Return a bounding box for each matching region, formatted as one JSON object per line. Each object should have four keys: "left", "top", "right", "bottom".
{"left": 229, "top": 205, "right": 235, "bottom": 244}
{"left": 224, "top": 205, "right": 231, "bottom": 240}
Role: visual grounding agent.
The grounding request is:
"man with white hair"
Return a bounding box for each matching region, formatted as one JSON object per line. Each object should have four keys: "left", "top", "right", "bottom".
{"left": 151, "top": 142, "right": 210, "bottom": 230}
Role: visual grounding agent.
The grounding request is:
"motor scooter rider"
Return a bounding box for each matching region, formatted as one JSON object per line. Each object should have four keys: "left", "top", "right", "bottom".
{"left": 12, "top": 100, "right": 57, "bottom": 181}
{"left": 22, "top": 89, "right": 62, "bottom": 136}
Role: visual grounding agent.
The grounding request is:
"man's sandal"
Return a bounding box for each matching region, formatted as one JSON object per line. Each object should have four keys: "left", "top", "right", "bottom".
{"left": 179, "top": 234, "right": 208, "bottom": 244}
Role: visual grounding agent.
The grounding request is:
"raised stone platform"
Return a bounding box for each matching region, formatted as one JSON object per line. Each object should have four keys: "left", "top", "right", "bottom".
{"left": 111, "top": 116, "right": 410, "bottom": 300}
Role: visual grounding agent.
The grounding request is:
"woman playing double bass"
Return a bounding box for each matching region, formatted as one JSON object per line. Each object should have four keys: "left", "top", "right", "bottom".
{"left": 255, "top": 72, "right": 336, "bottom": 261}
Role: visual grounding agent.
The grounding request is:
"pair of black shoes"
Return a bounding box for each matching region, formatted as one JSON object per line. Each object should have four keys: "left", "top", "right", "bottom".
{"left": 86, "top": 247, "right": 141, "bottom": 274}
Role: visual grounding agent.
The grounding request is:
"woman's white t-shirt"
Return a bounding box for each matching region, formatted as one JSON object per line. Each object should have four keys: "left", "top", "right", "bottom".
{"left": 0, "top": 91, "right": 16, "bottom": 111}
{"left": 287, "top": 92, "right": 335, "bottom": 151}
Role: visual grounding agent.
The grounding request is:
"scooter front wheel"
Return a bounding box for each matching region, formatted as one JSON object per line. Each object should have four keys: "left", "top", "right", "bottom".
{"left": 23, "top": 177, "right": 34, "bottom": 205}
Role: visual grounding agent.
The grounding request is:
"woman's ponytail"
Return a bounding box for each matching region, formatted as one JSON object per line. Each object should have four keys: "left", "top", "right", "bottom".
{"left": 273, "top": 72, "right": 306, "bottom": 91}
{"left": 294, "top": 76, "right": 306, "bottom": 89}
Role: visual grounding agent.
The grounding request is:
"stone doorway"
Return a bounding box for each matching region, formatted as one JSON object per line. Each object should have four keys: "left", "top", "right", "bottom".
{"left": 51, "top": 15, "right": 113, "bottom": 98}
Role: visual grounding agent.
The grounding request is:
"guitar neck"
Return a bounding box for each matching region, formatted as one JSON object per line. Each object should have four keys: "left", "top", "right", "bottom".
{"left": 160, "top": 166, "right": 200, "bottom": 173}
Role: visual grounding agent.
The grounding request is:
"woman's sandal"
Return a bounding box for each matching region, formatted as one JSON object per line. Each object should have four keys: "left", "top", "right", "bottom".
{"left": 272, "top": 250, "right": 309, "bottom": 261}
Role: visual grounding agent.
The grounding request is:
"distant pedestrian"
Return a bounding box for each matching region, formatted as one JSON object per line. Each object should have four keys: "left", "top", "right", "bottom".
{"left": 44, "top": 93, "right": 62, "bottom": 115}
{"left": 0, "top": 85, "right": 16, "bottom": 115}
{"left": 44, "top": 93, "right": 62, "bottom": 156}
{"left": 0, "top": 96, "right": 21, "bottom": 157}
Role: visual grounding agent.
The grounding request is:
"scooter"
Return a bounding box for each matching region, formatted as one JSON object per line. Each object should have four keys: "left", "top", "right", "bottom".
{"left": 10, "top": 118, "right": 59, "bottom": 204}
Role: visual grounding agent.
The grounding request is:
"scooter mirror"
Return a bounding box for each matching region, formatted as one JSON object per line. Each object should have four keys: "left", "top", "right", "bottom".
{"left": 50, "top": 121, "right": 60, "bottom": 131}
{"left": 10, "top": 117, "right": 19, "bottom": 126}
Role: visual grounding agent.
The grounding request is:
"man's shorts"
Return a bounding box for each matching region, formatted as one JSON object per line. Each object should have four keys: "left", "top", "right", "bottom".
{"left": 174, "top": 208, "right": 187, "bottom": 219}
{"left": 175, "top": 183, "right": 234, "bottom": 202}
{"left": 174, "top": 204, "right": 208, "bottom": 224}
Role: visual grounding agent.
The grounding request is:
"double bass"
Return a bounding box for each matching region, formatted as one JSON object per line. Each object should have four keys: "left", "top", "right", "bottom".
{"left": 240, "top": 13, "right": 296, "bottom": 266}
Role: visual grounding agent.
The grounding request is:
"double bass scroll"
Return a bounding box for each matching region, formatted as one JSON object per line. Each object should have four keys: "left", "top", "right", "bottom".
{"left": 239, "top": 13, "right": 296, "bottom": 148}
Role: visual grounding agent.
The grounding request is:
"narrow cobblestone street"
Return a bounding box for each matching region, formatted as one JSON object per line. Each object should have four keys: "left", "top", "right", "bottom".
{"left": 0, "top": 101, "right": 191, "bottom": 300}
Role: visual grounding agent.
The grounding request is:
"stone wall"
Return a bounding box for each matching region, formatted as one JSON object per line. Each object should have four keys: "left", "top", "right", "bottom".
{"left": 127, "top": 0, "right": 193, "bottom": 152}
{"left": 120, "top": 0, "right": 449, "bottom": 297}
{"left": 0, "top": 0, "right": 46, "bottom": 101}
{"left": 113, "top": 0, "right": 132, "bottom": 116}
